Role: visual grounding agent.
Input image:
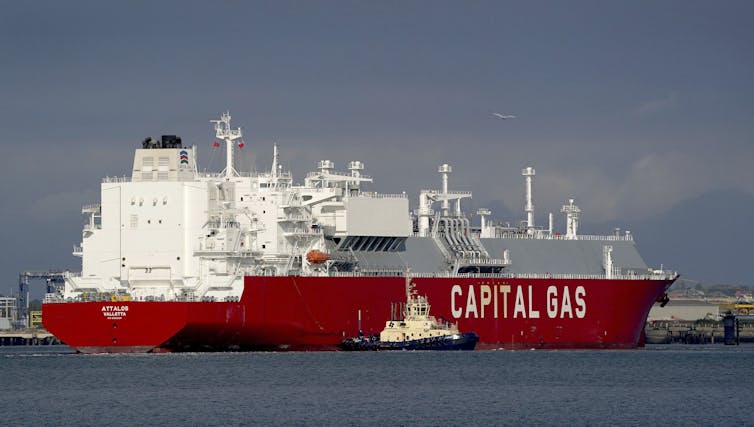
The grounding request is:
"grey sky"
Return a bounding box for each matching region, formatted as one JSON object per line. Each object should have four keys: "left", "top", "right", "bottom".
{"left": 2, "top": 1, "right": 753, "bottom": 296}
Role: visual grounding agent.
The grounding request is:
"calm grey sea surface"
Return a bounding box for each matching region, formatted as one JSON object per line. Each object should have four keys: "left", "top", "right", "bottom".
{"left": 1, "top": 345, "right": 752, "bottom": 426}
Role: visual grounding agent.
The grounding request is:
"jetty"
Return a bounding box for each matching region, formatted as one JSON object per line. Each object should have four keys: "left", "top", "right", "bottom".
{"left": 645, "top": 318, "right": 754, "bottom": 345}
{"left": 0, "top": 329, "right": 60, "bottom": 346}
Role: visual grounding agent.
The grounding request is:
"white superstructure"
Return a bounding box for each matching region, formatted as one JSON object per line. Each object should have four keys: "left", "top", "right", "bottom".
{"left": 63, "top": 113, "right": 410, "bottom": 302}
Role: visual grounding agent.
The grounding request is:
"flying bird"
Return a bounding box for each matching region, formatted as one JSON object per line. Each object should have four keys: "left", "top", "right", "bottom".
{"left": 493, "top": 113, "right": 517, "bottom": 120}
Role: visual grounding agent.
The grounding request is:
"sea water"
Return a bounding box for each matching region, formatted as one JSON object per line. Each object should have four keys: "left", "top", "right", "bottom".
{"left": 1, "top": 345, "right": 752, "bottom": 426}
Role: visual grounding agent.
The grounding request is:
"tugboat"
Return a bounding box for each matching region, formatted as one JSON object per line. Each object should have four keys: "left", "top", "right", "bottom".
{"left": 340, "top": 273, "right": 479, "bottom": 351}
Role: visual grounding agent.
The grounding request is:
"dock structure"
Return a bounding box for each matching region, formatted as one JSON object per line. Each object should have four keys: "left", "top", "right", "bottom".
{"left": 0, "top": 329, "right": 60, "bottom": 346}
{"left": 0, "top": 297, "right": 16, "bottom": 329}
{"left": 0, "top": 271, "right": 69, "bottom": 346}
{"left": 645, "top": 316, "right": 754, "bottom": 345}
{"left": 17, "top": 271, "right": 67, "bottom": 328}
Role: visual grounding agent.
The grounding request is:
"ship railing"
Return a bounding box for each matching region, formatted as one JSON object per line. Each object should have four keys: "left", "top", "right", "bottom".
{"left": 43, "top": 289, "right": 135, "bottom": 304}
{"left": 197, "top": 171, "right": 271, "bottom": 179}
{"left": 194, "top": 248, "right": 264, "bottom": 257}
{"left": 43, "top": 293, "right": 62, "bottom": 303}
{"left": 102, "top": 176, "right": 132, "bottom": 183}
{"left": 326, "top": 270, "right": 678, "bottom": 281}
{"left": 278, "top": 214, "right": 310, "bottom": 222}
{"left": 305, "top": 171, "right": 373, "bottom": 181}
{"left": 53, "top": 271, "right": 82, "bottom": 284}
{"left": 418, "top": 190, "right": 473, "bottom": 196}
{"left": 353, "top": 193, "right": 408, "bottom": 199}
{"left": 296, "top": 187, "right": 340, "bottom": 193}
{"left": 43, "top": 294, "right": 166, "bottom": 303}
{"left": 498, "top": 233, "right": 634, "bottom": 242}
{"left": 575, "top": 234, "right": 630, "bottom": 241}
{"left": 455, "top": 258, "right": 511, "bottom": 266}
{"left": 282, "top": 229, "right": 323, "bottom": 237}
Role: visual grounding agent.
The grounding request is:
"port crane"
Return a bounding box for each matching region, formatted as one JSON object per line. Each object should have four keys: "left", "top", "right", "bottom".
{"left": 16, "top": 271, "right": 67, "bottom": 328}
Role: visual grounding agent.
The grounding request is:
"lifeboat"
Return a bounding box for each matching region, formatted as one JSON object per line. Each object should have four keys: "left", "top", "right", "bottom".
{"left": 306, "top": 250, "right": 329, "bottom": 264}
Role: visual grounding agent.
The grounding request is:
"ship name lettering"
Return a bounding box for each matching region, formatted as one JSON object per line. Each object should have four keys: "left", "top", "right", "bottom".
{"left": 513, "top": 286, "right": 540, "bottom": 319}
{"left": 546, "top": 286, "right": 586, "bottom": 319}
{"left": 450, "top": 285, "right": 586, "bottom": 319}
{"left": 465, "top": 285, "right": 478, "bottom": 318}
{"left": 575, "top": 286, "right": 586, "bottom": 318}
{"left": 101, "top": 305, "right": 129, "bottom": 312}
{"left": 101, "top": 305, "right": 129, "bottom": 319}
{"left": 499, "top": 285, "right": 511, "bottom": 318}
{"left": 451, "top": 285, "right": 463, "bottom": 318}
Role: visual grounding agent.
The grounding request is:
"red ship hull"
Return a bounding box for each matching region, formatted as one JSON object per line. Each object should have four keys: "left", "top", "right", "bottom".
{"left": 42, "top": 275, "right": 675, "bottom": 353}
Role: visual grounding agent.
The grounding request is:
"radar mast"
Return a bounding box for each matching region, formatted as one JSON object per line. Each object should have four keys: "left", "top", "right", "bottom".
{"left": 211, "top": 112, "right": 243, "bottom": 179}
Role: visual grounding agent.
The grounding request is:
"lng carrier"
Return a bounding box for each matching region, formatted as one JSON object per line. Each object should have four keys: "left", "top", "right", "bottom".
{"left": 42, "top": 112, "right": 678, "bottom": 353}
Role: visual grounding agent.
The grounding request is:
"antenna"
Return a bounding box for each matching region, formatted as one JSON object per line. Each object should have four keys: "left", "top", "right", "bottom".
{"left": 210, "top": 111, "right": 243, "bottom": 179}
{"left": 271, "top": 143, "right": 279, "bottom": 178}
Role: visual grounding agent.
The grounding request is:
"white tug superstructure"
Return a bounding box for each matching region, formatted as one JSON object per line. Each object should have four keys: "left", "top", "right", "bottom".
{"left": 379, "top": 274, "right": 462, "bottom": 343}
{"left": 339, "top": 272, "right": 480, "bottom": 351}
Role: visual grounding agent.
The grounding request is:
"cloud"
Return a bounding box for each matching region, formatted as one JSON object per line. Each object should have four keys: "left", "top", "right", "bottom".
{"left": 484, "top": 143, "right": 754, "bottom": 228}
{"left": 572, "top": 148, "right": 754, "bottom": 223}
{"left": 634, "top": 92, "right": 678, "bottom": 116}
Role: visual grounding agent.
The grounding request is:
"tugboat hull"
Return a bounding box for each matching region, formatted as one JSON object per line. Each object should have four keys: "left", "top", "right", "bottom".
{"left": 340, "top": 332, "right": 479, "bottom": 351}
